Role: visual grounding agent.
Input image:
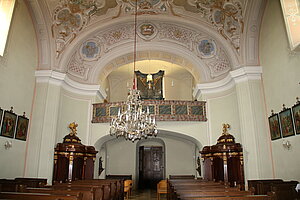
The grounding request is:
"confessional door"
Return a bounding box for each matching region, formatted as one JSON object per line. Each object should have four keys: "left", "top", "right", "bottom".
{"left": 138, "top": 146, "right": 164, "bottom": 189}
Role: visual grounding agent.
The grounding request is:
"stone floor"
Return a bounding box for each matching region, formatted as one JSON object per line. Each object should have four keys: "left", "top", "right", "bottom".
{"left": 127, "top": 189, "right": 167, "bottom": 200}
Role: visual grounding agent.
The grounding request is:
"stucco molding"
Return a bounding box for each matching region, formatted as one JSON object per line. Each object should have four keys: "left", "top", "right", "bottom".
{"left": 35, "top": 70, "right": 107, "bottom": 99}
{"left": 193, "top": 66, "right": 262, "bottom": 99}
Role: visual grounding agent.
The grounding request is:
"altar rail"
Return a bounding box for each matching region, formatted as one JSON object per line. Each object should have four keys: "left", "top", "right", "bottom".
{"left": 92, "top": 100, "right": 207, "bottom": 123}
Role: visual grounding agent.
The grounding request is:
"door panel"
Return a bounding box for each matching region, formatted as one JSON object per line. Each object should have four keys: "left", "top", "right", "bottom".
{"left": 139, "top": 146, "right": 164, "bottom": 189}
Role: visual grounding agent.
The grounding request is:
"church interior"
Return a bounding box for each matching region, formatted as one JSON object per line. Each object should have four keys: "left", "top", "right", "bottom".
{"left": 0, "top": 0, "right": 300, "bottom": 199}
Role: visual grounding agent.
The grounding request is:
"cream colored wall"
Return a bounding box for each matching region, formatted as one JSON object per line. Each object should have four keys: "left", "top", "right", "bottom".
{"left": 0, "top": 0, "right": 37, "bottom": 178}
{"left": 56, "top": 90, "right": 93, "bottom": 145}
{"left": 260, "top": 0, "right": 300, "bottom": 181}
{"left": 205, "top": 90, "right": 242, "bottom": 145}
{"left": 107, "top": 60, "right": 194, "bottom": 102}
{"left": 99, "top": 136, "right": 197, "bottom": 187}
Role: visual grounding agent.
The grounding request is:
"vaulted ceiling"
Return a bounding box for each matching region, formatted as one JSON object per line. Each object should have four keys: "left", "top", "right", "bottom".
{"left": 26, "top": 0, "right": 266, "bottom": 85}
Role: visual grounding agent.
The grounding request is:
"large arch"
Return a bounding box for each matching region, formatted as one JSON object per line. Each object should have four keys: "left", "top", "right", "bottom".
{"left": 57, "top": 15, "right": 241, "bottom": 85}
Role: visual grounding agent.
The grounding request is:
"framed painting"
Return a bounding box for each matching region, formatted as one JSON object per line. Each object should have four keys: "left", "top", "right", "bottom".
{"left": 279, "top": 108, "right": 295, "bottom": 137}
{"left": 268, "top": 113, "right": 281, "bottom": 140}
{"left": 15, "top": 115, "right": 29, "bottom": 141}
{"left": 292, "top": 103, "right": 300, "bottom": 135}
{"left": 0, "top": 110, "right": 17, "bottom": 138}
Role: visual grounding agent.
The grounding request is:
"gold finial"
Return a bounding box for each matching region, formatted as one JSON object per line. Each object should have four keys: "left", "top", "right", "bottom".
{"left": 69, "top": 122, "right": 78, "bottom": 136}
{"left": 10, "top": 107, "right": 13, "bottom": 112}
{"left": 222, "top": 123, "right": 230, "bottom": 135}
{"left": 23, "top": 112, "right": 26, "bottom": 117}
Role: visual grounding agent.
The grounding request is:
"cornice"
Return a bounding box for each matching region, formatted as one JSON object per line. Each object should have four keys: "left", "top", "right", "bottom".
{"left": 193, "top": 66, "right": 262, "bottom": 99}
{"left": 35, "top": 70, "right": 107, "bottom": 99}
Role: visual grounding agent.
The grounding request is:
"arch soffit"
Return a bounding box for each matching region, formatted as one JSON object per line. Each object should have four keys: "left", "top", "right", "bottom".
{"left": 25, "top": 0, "right": 53, "bottom": 70}
{"left": 58, "top": 16, "right": 240, "bottom": 85}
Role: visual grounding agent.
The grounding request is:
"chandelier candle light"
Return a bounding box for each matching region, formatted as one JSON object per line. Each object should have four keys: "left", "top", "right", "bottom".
{"left": 109, "top": 1, "right": 158, "bottom": 142}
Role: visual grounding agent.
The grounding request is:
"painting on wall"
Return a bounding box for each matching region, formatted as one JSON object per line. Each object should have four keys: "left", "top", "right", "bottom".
{"left": 279, "top": 108, "right": 295, "bottom": 137}
{"left": 292, "top": 102, "right": 300, "bottom": 135}
{"left": 268, "top": 113, "right": 281, "bottom": 140}
{"left": 15, "top": 115, "right": 29, "bottom": 141}
{"left": 0, "top": 110, "right": 17, "bottom": 138}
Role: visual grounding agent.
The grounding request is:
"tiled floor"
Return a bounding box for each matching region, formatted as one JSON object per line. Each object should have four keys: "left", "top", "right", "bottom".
{"left": 127, "top": 189, "right": 167, "bottom": 200}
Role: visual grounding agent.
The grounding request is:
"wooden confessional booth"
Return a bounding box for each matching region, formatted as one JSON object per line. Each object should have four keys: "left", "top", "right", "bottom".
{"left": 52, "top": 123, "right": 98, "bottom": 183}
{"left": 200, "top": 124, "right": 245, "bottom": 188}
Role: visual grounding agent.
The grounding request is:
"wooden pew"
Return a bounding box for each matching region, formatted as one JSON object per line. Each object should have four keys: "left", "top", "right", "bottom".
{"left": 270, "top": 182, "right": 300, "bottom": 200}
{"left": 177, "top": 190, "right": 253, "bottom": 199}
{"left": 52, "top": 184, "right": 109, "bottom": 200}
{"left": 169, "top": 175, "right": 195, "bottom": 180}
{"left": 53, "top": 180, "right": 115, "bottom": 200}
{"left": 71, "top": 179, "right": 122, "bottom": 200}
{"left": 20, "top": 187, "right": 103, "bottom": 200}
{"left": 179, "top": 195, "right": 273, "bottom": 200}
{"left": 248, "top": 179, "right": 283, "bottom": 195}
{"left": 0, "top": 191, "right": 83, "bottom": 200}
{"left": 106, "top": 175, "right": 132, "bottom": 180}
{"left": 14, "top": 178, "right": 47, "bottom": 188}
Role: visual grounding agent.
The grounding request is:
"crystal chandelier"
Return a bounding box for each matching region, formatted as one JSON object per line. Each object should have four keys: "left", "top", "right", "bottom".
{"left": 109, "top": 0, "right": 158, "bottom": 142}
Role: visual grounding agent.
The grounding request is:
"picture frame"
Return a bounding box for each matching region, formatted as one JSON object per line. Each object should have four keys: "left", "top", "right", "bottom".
{"left": 292, "top": 102, "right": 300, "bottom": 135}
{"left": 268, "top": 113, "right": 281, "bottom": 140}
{"left": 0, "top": 110, "right": 17, "bottom": 138}
{"left": 279, "top": 108, "right": 295, "bottom": 137}
{"left": 15, "top": 115, "right": 29, "bottom": 141}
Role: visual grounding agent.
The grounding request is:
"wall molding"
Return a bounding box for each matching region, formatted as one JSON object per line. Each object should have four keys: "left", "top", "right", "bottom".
{"left": 193, "top": 66, "right": 262, "bottom": 99}
{"left": 35, "top": 70, "right": 107, "bottom": 99}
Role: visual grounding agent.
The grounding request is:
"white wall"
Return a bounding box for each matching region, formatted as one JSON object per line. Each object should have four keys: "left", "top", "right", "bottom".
{"left": 0, "top": 0, "right": 37, "bottom": 178}
{"left": 260, "top": 0, "right": 300, "bottom": 181}
{"left": 206, "top": 89, "right": 242, "bottom": 145}
{"left": 97, "top": 135, "right": 198, "bottom": 188}
{"left": 56, "top": 90, "right": 93, "bottom": 145}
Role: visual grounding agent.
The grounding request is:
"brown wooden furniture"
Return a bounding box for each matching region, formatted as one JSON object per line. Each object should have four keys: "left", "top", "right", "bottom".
{"left": 0, "top": 178, "right": 47, "bottom": 192}
{"left": 124, "top": 180, "right": 133, "bottom": 199}
{"left": 169, "top": 175, "right": 195, "bottom": 179}
{"left": 52, "top": 132, "right": 98, "bottom": 183}
{"left": 167, "top": 179, "right": 273, "bottom": 200}
{"left": 0, "top": 191, "right": 83, "bottom": 200}
{"left": 157, "top": 180, "right": 167, "bottom": 200}
{"left": 200, "top": 124, "right": 244, "bottom": 188}
{"left": 106, "top": 175, "right": 132, "bottom": 180}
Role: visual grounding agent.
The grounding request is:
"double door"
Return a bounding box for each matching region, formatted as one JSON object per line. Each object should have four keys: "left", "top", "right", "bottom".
{"left": 138, "top": 146, "right": 164, "bottom": 189}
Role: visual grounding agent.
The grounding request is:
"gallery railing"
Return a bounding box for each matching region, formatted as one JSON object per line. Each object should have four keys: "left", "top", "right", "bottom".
{"left": 92, "top": 100, "right": 207, "bottom": 123}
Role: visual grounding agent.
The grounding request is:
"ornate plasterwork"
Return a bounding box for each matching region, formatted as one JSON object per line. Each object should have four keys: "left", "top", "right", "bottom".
{"left": 137, "top": 23, "right": 158, "bottom": 40}
{"left": 67, "top": 38, "right": 103, "bottom": 80}
{"left": 51, "top": 0, "right": 106, "bottom": 57}
{"left": 116, "top": 0, "right": 169, "bottom": 16}
{"left": 50, "top": 0, "right": 243, "bottom": 62}
{"left": 67, "top": 21, "right": 231, "bottom": 81}
{"left": 173, "top": 0, "right": 245, "bottom": 52}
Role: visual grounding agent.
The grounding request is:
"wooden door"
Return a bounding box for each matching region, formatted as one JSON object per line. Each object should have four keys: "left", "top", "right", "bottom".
{"left": 139, "top": 146, "right": 164, "bottom": 189}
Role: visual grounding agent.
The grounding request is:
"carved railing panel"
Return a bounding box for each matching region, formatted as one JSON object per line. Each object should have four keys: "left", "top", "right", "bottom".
{"left": 92, "top": 100, "right": 207, "bottom": 123}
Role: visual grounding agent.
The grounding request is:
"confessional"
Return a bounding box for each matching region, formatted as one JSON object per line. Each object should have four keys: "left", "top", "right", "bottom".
{"left": 52, "top": 123, "right": 98, "bottom": 183}
{"left": 200, "top": 124, "right": 245, "bottom": 188}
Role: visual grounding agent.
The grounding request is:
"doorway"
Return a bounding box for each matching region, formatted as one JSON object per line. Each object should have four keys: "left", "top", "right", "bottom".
{"left": 138, "top": 146, "right": 164, "bottom": 189}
